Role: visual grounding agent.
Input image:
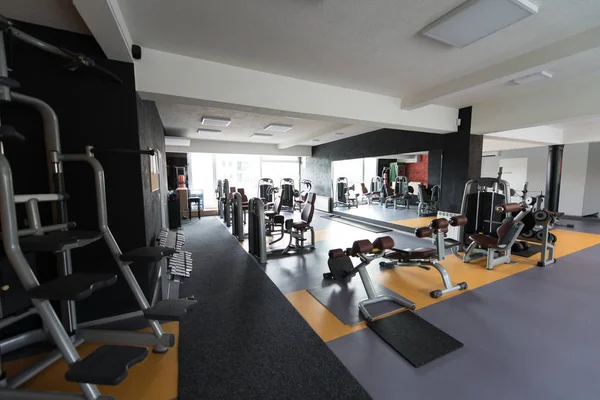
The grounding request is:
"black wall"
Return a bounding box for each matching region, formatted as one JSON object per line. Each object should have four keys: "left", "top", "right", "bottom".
{"left": 137, "top": 95, "right": 167, "bottom": 246}
{"left": 428, "top": 149, "right": 443, "bottom": 187}
{"left": 302, "top": 107, "right": 481, "bottom": 212}
{"left": 2, "top": 21, "right": 157, "bottom": 321}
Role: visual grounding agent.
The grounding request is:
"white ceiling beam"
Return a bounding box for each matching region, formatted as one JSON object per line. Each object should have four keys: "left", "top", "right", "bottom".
{"left": 402, "top": 25, "right": 600, "bottom": 110}
{"left": 72, "top": 0, "right": 133, "bottom": 62}
{"left": 485, "top": 126, "right": 564, "bottom": 144}
{"left": 167, "top": 139, "right": 311, "bottom": 157}
{"left": 472, "top": 73, "right": 600, "bottom": 135}
{"left": 136, "top": 48, "right": 458, "bottom": 134}
{"left": 277, "top": 123, "right": 351, "bottom": 150}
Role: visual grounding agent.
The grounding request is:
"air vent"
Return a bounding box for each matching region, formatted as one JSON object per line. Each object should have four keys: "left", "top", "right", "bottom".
{"left": 197, "top": 128, "right": 222, "bottom": 135}
{"left": 201, "top": 117, "right": 231, "bottom": 127}
{"left": 264, "top": 124, "right": 293, "bottom": 133}
{"left": 165, "top": 137, "right": 191, "bottom": 147}
{"left": 511, "top": 71, "right": 552, "bottom": 85}
{"left": 250, "top": 133, "right": 274, "bottom": 138}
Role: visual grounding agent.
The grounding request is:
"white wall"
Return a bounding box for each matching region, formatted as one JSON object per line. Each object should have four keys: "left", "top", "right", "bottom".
{"left": 559, "top": 143, "right": 589, "bottom": 216}
{"left": 582, "top": 142, "right": 600, "bottom": 216}
{"left": 166, "top": 139, "right": 312, "bottom": 156}
{"left": 481, "top": 146, "right": 548, "bottom": 194}
{"left": 482, "top": 144, "right": 593, "bottom": 216}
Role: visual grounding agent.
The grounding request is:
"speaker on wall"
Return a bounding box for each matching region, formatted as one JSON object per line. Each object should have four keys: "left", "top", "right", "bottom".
{"left": 131, "top": 44, "right": 142, "bottom": 60}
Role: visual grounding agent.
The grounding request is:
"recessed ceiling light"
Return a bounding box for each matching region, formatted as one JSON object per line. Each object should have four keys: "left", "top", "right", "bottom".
{"left": 511, "top": 70, "right": 553, "bottom": 85}
{"left": 201, "top": 117, "right": 231, "bottom": 127}
{"left": 334, "top": 132, "right": 345, "bottom": 136}
{"left": 312, "top": 139, "right": 320, "bottom": 142}
{"left": 264, "top": 123, "right": 293, "bottom": 133}
{"left": 165, "top": 137, "right": 191, "bottom": 147}
{"left": 421, "top": 0, "right": 538, "bottom": 48}
{"left": 250, "top": 133, "right": 274, "bottom": 138}
{"left": 197, "top": 128, "right": 222, "bottom": 135}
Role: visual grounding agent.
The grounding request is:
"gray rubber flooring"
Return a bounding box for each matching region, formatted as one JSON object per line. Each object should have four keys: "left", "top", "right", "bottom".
{"left": 328, "top": 243, "right": 600, "bottom": 400}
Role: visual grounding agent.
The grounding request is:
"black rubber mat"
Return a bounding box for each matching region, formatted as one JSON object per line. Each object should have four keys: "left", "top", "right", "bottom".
{"left": 177, "top": 217, "right": 371, "bottom": 399}
{"left": 368, "top": 311, "right": 463, "bottom": 368}
{"left": 308, "top": 279, "right": 408, "bottom": 325}
{"left": 513, "top": 243, "right": 542, "bottom": 258}
{"left": 321, "top": 214, "right": 392, "bottom": 233}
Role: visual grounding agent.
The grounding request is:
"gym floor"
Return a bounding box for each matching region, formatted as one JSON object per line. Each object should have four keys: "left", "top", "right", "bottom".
{"left": 248, "top": 209, "right": 600, "bottom": 399}
{"left": 5, "top": 210, "right": 600, "bottom": 399}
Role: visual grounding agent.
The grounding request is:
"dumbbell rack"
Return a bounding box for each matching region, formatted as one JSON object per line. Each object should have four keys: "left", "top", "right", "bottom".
{"left": 157, "top": 229, "right": 193, "bottom": 299}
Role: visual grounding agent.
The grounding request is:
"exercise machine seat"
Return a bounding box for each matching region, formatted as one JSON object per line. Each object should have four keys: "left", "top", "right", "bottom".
{"left": 470, "top": 220, "right": 520, "bottom": 249}
{"left": 468, "top": 234, "right": 499, "bottom": 248}
{"left": 291, "top": 193, "right": 315, "bottom": 228}
{"left": 265, "top": 195, "right": 283, "bottom": 217}
{"left": 386, "top": 248, "right": 438, "bottom": 259}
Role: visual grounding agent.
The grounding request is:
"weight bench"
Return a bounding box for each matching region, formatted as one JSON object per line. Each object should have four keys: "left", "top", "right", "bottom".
{"left": 378, "top": 216, "right": 469, "bottom": 298}
{"left": 324, "top": 238, "right": 415, "bottom": 321}
{"left": 463, "top": 203, "right": 525, "bottom": 270}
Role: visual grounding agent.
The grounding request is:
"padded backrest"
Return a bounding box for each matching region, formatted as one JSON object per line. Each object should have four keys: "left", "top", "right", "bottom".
{"left": 274, "top": 195, "right": 283, "bottom": 213}
{"left": 497, "top": 221, "right": 523, "bottom": 246}
{"left": 301, "top": 201, "right": 315, "bottom": 223}
{"left": 361, "top": 183, "right": 368, "bottom": 194}
{"left": 238, "top": 188, "right": 245, "bottom": 195}
{"left": 306, "top": 192, "right": 316, "bottom": 204}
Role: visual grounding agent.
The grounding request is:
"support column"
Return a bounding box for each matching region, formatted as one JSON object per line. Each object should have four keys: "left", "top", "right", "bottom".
{"left": 545, "top": 145, "right": 564, "bottom": 212}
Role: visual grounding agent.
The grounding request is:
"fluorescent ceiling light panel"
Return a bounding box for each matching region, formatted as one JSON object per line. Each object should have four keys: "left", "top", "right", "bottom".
{"left": 197, "top": 128, "right": 222, "bottom": 135}
{"left": 421, "top": 0, "right": 538, "bottom": 48}
{"left": 334, "top": 132, "right": 345, "bottom": 136}
{"left": 511, "top": 70, "right": 552, "bottom": 85}
{"left": 201, "top": 116, "right": 231, "bottom": 127}
{"left": 264, "top": 124, "right": 293, "bottom": 133}
{"left": 250, "top": 133, "right": 274, "bottom": 138}
{"left": 165, "top": 137, "right": 191, "bottom": 147}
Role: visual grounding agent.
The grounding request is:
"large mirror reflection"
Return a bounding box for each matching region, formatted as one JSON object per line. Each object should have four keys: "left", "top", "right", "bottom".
{"left": 331, "top": 151, "right": 443, "bottom": 224}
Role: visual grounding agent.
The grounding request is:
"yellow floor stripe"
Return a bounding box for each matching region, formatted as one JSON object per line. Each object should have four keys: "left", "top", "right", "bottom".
{"left": 391, "top": 217, "right": 435, "bottom": 228}
{"left": 3, "top": 322, "right": 179, "bottom": 399}
{"left": 287, "top": 229, "right": 600, "bottom": 342}
{"left": 285, "top": 291, "right": 367, "bottom": 342}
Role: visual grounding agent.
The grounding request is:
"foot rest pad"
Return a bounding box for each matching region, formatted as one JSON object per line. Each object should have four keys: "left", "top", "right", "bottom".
{"left": 28, "top": 274, "right": 117, "bottom": 301}
{"left": 120, "top": 246, "right": 177, "bottom": 262}
{"left": 65, "top": 345, "right": 148, "bottom": 385}
{"left": 144, "top": 299, "right": 197, "bottom": 321}
{"left": 20, "top": 231, "right": 103, "bottom": 253}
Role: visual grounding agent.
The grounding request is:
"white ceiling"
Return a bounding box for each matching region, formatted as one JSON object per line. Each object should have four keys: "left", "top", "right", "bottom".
{"left": 437, "top": 48, "right": 600, "bottom": 108}
{"left": 160, "top": 103, "right": 374, "bottom": 145}
{"left": 0, "top": 0, "right": 90, "bottom": 34}
{"left": 117, "top": 0, "right": 600, "bottom": 98}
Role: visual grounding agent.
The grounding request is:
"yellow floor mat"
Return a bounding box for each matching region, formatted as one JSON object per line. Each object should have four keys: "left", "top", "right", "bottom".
{"left": 391, "top": 217, "right": 436, "bottom": 228}
{"left": 3, "top": 321, "right": 179, "bottom": 400}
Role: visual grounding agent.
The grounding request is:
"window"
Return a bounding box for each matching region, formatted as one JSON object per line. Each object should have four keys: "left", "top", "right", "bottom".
{"left": 261, "top": 156, "right": 300, "bottom": 195}
{"left": 188, "top": 153, "right": 216, "bottom": 208}
{"left": 215, "top": 154, "right": 261, "bottom": 195}
{"left": 187, "top": 153, "right": 301, "bottom": 208}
